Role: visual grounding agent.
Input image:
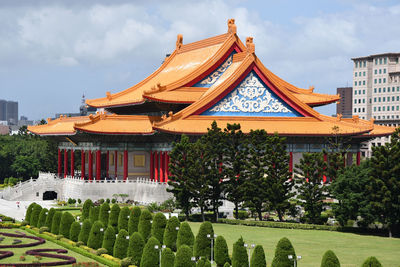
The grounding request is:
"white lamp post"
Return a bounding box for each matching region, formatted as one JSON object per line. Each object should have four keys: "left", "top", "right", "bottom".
{"left": 207, "top": 234, "right": 217, "bottom": 264}
{"left": 244, "top": 243, "right": 255, "bottom": 264}
{"left": 155, "top": 244, "right": 166, "bottom": 267}
{"left": 288, "top": 255, "right": 302, "bottom": 267}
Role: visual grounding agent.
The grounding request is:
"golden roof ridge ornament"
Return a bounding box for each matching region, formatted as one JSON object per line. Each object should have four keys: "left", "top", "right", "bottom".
{"left": 246, "top": 37, "right": 255, "bottom": 54}
{"left": 106, "top": 91, "right": 112, "bottom": 100}
{"left": 176, "top": 34, "right": 183, "bottom": 50}
{"left": 352, "top": 115, "right": 359, "bottom": 123}
{"left": 227, "top": 19, "right": 237, "bottom": 34}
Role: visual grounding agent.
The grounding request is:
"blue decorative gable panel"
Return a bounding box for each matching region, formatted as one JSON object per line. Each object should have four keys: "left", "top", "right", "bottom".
{"left": 201, "top": 71, "right": 302, "bottom": 117}
{"left": 193, "top": 52, "right": 235, "bottom": 88}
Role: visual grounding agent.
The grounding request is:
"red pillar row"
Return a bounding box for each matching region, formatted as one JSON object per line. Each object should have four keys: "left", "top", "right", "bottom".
{"left": 150, "top": 151, "right": 170, "bottom": 183}
{"left": 88, "top": 150, "right": 93, "bottom": 181}
{"left": 160, "top": 152, "right": 165, "bottom": 183}
{"left": 356, "top": 151, "right": 361, "bottom": 166}
{"left": 114, "top": 151, "right": 118, "bottom": 178}
{"left": 81, "top": 150, "right": 85, "bottom": 180}
{"left": 64, "top": 149, "right": 68, "bottom": 178}
{"left": 124, "top": 150, "right": 128, "bottom": 181}
{"left": 58, "top": 149, "right": 62, "bottom": 177}
{"left": 70, "top": 150, "right": 75, "bottom": 177}
{"left": 106, "top": 151, "right": 109, "bottom": 178}
{"left": 96, "top": 150, "right": 101, "bottom": 181}
{"left": 150, "top": 151, "right": 154, "bottom": 181}
{"left": 154, "top": 151, "right": 159, "bottom": 182}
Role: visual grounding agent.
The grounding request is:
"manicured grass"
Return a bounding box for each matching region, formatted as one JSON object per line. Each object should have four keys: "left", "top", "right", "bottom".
{"left": 188, "top": 222, "right": 400, "bottom": 267}
{"left": 0, "top": 228, "right": 100, "bottom": 265}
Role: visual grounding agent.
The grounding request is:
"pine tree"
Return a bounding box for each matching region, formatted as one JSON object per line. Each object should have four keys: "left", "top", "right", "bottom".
{"left": 361, "top": 256, "right": 382, "bottom": 267}
{"left": 271, "top": 237, "right": 296, "bottom": 267}
{"left": 69, "top": 221, "right": 81, "bottom": 242}
{"left": 176, "top": 221, "right": 195, "bottom": 249}
{"left": 295, "top": 152, "right": 327, "bottom": 224}
{"left": 128, "top": 206, "right": 141, "bottom": 234}
{"left": 141, "top": 237, "right": 161, "bottom": 267}
{"left": 102, "top": 226, "right": 116, "bottom": 255}
{"left": 37, "top": 208, "right": 48, "bottom": 228}
{"left": 128, "top": 232, "right": 145, "bottom": 266}
{"left": 118, "top": 206, "right": 130, "bottom": 232}
{"left": 174, "top": 245, "right": 195, "bottom": 267}
{"left": 250, "top": 245, "right": 266, "bottom": 267}
{"left": 78, "top": 219, "right": 92, "bottom": 245}
{"left": 30, "top": 204, "right": 42, "bottom": 227}
{"left": 59, "top": 211, "right": 75, "bottom": 239}
{"left": 25, "top": 202, "right": 37, "bottom": 224}
{"left": 99, "top": 202, "right": 110, "bottom": 226}
{"left": 108, "top": 204, "right": 121, "bottom": 230}
{"left": 320, "top": 250, "right": 340, "bottom": 267}
{"left": 87, "top": 220, "right": 104, "bottom": 249}
{"left": 113, "top": 229, "right": 129, "bottom": 259}
{"left": 232, "top": 237, "right": 248, "bottom": 267}
{"left": 215, "top": 235, "right": 230, "bottom": 267}
{"left": 51, "top": 211, "right": 62, "bottom": 235}
{"left": 161, "top": 247, "right": 175, "bottom": 267}
{"left": 89, "top": 206, "right": 100, "bottom": 224}
{"left": 82, "top": 199, "right": 93, "bottom": 221}
{"left": 45, "top": 208, "right": 56, "bottom": 230}
{"left": 163, "top": 216, "right": 180, "bottom": 251}
{"left": 151, "top": 212, "right": 167, "bottom": 243}
{"left": 194, "top": 221, "right": 214, "bottom": 259}
{"left": 138, "top": 209, "right": 153, "bottom": 241}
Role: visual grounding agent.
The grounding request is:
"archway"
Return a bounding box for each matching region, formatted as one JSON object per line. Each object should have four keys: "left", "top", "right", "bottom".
{"left": 43, "top": 191, "right": 57, "bottom": 200}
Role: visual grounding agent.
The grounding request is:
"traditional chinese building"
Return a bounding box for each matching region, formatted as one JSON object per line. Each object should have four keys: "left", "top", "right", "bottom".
{"left": 28, "top": 19, "right": 394, "bottom": 183}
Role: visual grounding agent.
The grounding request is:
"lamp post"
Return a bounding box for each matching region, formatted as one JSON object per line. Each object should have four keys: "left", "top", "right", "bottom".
{"left": 155, "top": 244, "right": 166, "bottom": 267}
{"left": 288, "top": 255, "right": 302, "bottom": 267}
{"left": 191, "top": 256, "right": 197, "bottom": 265}
{"left": 207, "top": 234, "right": 217, "bottom": 264}
{"left": 244, "top": 243, "right": 255, "bottom": 264}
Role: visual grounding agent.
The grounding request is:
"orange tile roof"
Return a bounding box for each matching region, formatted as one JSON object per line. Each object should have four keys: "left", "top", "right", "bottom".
{"left": 28, "top": 116, "right": 90, "bottom": 136}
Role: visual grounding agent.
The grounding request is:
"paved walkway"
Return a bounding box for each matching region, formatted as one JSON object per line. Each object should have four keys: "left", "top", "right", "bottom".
{"left": 0, "top": 199, "right": 56, "bottom": 222}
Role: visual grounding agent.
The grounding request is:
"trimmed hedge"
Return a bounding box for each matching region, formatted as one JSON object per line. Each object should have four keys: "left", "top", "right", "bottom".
{"left": 45, "top": 208, "right": 56, "bottom": 229}
{"left": 271, "top": 237, "right": 296, "bottom": 267}
{"left": 194, "top": 221, "right": 214, "bottom": 259}
{"left": 59, "top": 211, "right": 75, "bottom": 239}
{"left": 138, "top": 209, "right": 153, "bottom": 241}
{"left": 87, "top": 220, "right": 105, "bottom": 250}
{"left": 82, "top": 199, "right": 94, "bottom": 221}
{"left": 89, "top": 206, "right": 100, "bottom": 224}
{"left": 128, "top": 206, "right": 141, "bottom": 234}
{"left": 102, "top": 226, "right": 116, "bottom": 256}
{"left": 361, "top": 256, "right": 382, "bottom": 267}
{"left": 70, "top": 221, "right": 81, "bottom": 242}
{"left": 51, "top": 211, "right": 62, "bottom": 235}
{"left": 25, "top": 202, "right": 37, "bottom": 224}
{"left": 37, "top": 208, "right": 48, "bottom": 228}
{"left": 128, "top": 231, "right": 145, "bottom": 266}
{"left": 215, "top": 235, "right": 230, "bottom": 267}
{"left": 141, "top": 236, "right": 161, "bottom": 267}
{"left": 108, "top": 204, "right": 121, "bottom": 230}
{"left": 151, "top": 212, "right": 167, "bottom": 243}
{"left": 78, "top": 219, "right": 92, "bottom": 245}
{"left": 176, "top": 221, "right": 195, "bottom": 249}
{"left": 232, "top": 236, "right": 248, "bottom": 267}
{"left": 113, "top": 229, "right": 129, "bottom": 259}
{"left": 99, "top": 202, "right": 110, "bottom": 226}
{"left": 197, "top": 257, "right": 212, "bottom": 267}
{"left": 174, "top": 244, "right": 195, "bottom": 267}
{"left": 30, "top": 204, "right": 42, "bottom": 227}
{"left": 164, "top": 216, "right": 180, "bottom": 251}
{"left": 250, "top": 245, "right": 266, "bottom": 267}
{"left": 321, "top": 250, "right": 340, "bottom": 267}
{"left": 118, "top": 206, "right": 130, "bottom": 232}
{"left": 161, "top": 247, "right": 175, "bottom": 267}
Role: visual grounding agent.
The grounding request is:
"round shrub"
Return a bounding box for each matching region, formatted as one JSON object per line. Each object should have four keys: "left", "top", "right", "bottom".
{"left": 164, "top": 216, "right": 180, "bottom": 251}
{"left": 78, "top": 219, "right": 92, "bottom": 245}
{"left": 37, "top": 208, "right": 48, "bottom": 228}
{"left": 102, "top": 226, "right": 116, "bottom": 255}
{"left": 45, "top": 208, "right": 56, "bottom": 230}
{"left": 176, "top": 221, "right": 194, "bottom": 249}
{"left": 151, "top": 212, "right": 167, "bottom": 243}
{"left": 128, "top": 232, "right": 145, "bottom": 266}
{"left": 96, "top": 248, "right": 108, "bottom": 256}
{"left": 215, "top": 235, "right": 230, "bottom": 267}
{"left": 99, "top": 198, "right": 105, "bottom": 204}
{"left": 30, "top": 204, "right": 42, "bottom": 227}
{"left": 128, "top": 206, "right": 141, "bottom": 234}
{"left": 82, "top": 199, "right": 93, "bottom": 221}
{"left": 78, "top": 199, "right": 82, "bottom": 204}
{"left": 51, "top": 211, "right": 62, "bottom": 235}
{"left": 118, "top": 206, "right": 130, "bottom": 231}
{"left": 232, "top": 236, "right": 248, "bottom": 267}
{"left": 113, "top": 229, "right": 129, "bottom": 259}
{"left": 361, "top": 256, "right": 382, "bottom": 267}
{"left": 138, "top": 209, "right": 153, "bottom": 241}
{"left": 141, "top": 236, "right": 161, "bottom": 267}
{"left": 321, "top": 250, "right": 340, "bottom": 267}
{"left": 174, "top": 244, "right": 195, "bottom": 267}
{"left": 194, "top": 221, "right": 214, "bottom": 259}
{"left": 25, "top": 202, "right": 37, "bottom": 224}
{"left": 89, "top": 206, "right": 100, "bottom": 224}
{"left": 106, "top": 198, "right": 110, "bottom": 203}
{"left": 39, "top": 226, "right": 49, "bottom": 234}
{"left": 99, "top": 202, "right": 110, "bottom": 226}
{"left": 59, "top": 211, "right": 75, "bottom": 239}
{"left": 161, "top": 247, "right": 175, "bottom": 267}
{"left": 271, "top": 237, "right": 296, "bottom": 267}
{"left": 69, "top": 221, "right": 81, "bottom": 242}
{"left": 108, "top": 204, "right": 121, "bottom": 229}
{"left": 112, "top": 198, "right": 117, "bottom": 204}
{"left": 250, "top": 245, "right": 266, "bottom": 267}
{"left": 87, "top": 220, "right": 105, "bottom": 249}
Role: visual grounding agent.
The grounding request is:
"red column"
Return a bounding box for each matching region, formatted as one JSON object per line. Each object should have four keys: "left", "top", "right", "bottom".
{"left": 164, "top": 152, "right": 169, "bottom": 183}
{"left": 64, "top": 149, "right": 68, "bottom": 178}
{"left": 123, "top": 150, "right": 128, "bottom": 181}
{"left": 70, "top": 150, "right": 75, "bottom": 178}
{"left": 106, "top": 151, "right": 109, "bottom": 178}
{"left": 114, "top": 151, "right": 118, "bottom": 178}
{"left": 88, "top": 150, "right": 93, "bottom": 181}
{"left": 58, "top": 149, "right": 62, "bottom": 177}
{"left": 289, "top": 152, "right": 293, "bottom": 173}
{"left": 356, "top": 151, "right": 361, "bottom": 166}
{"left": 96, "top": 150, "right": 101, "bottom": 180}
{"left": 150, "top": 151, "right": 154, "bottom": 181}
{"left": 160, "top": 152, "right": 164, "bottom": 183}
{"left": 323, "top": 153, "right": 328, "bottom": 183}
{"left": 81, "top": 150, "right": 85, "bottom": 180}
{"left": 155, "top": 151, "right": 159, "bottom": 182}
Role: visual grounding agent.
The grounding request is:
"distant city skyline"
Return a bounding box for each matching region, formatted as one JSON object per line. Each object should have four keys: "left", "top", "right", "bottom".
{"left": 1, "top": 0, "right": 400, "bottom": 120}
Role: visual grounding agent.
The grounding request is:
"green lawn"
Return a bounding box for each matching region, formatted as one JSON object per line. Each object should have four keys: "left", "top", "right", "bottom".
{"left": 0, "top": 228, "right": 101, "bottom": 266}
{"left": 188, "top": 222, "right": 400, "bottom": 267}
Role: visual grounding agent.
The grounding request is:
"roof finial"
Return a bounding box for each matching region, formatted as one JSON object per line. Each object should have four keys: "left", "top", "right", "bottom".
{"left": 227, "top": 19, "right": 237, "bottom": 34}
{"left": 106, "top": 91, "right": 112, "bottom": 100}
{"left": 246, "top": 37, "right": 255, "bottom": 54}
{"left": 176, "top": 34, "right": 183, "bottom": 50}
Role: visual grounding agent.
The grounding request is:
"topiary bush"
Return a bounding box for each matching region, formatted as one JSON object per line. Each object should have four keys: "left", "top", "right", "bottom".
{"left": 121, "top": 257, "right": 132, "bottom": 267}
{"left": 87, "top": 220, "right": 104, "bottom": 250}
{"left": 89, "top": 206, "right": 100, "bottom": 224}
{"left": 113, "top": 229, "right": 129, "bottom": 259}
{"left": 223, "top": 263, "right": 230, "bottom": 267}
{"left": 232, "top": 236, "right": 248, "bottom": 267}
{"left": 176, "top": 221, "right": 195, "bottom": 249}
{"left": 108, "top": 204, "right": 121, "bottom": 230}
{"left": 128, "top": 206, "right": 141, "bottom": 234}
{"left": 45, "top": 208, "right": 56, "bottom": 230}
{"left": 51, "top": 211, "right": 62, "bottom": 235}
{"left": 128, "top": 232, "right": 145, "bottom": 267}
{"left": 197, "top": 257, "right": 212, "bottom": 267}
{"left": 320, "top": 250, "right": 340, "bottom": 267}
{"left": 271, "top": 237, "right": 296, "bottom": 267}
{"left": 215, "top": 235, "right": 230, "bottom": 267}
{"left": 138, "top": 209, "right": 153, "bottom": 241}
{"left": 25, "top": 202, "right": 37, "bottom": 224}
{"left": 250, "top": 245, "right": 266, "bottom": 267}
{"left": 69, "top": 221, "right": 81, "bottom": 242}
{"left": 118, "top": 206, "right": 130, "bottom": 232}
{"left": 30, "top": 204, "right": 42, "bottom": 227}
{"left": 59, "top": 211, "right": 75, "bottom": 239}
{"left": 141, "top": 236, "right": 161, "bottom": 267}
{"left": 78, "top": 219, "right": 92, "bottom": 245}
{"left": 361, "top": 256, "right": 382, "bottom": 267}
{"left": 106, "top": 198, "right": 110, "bottom": 203}
{"left": 174, "top": 244, "right": 195, "bottom": 267}
{"left": 96, "top": 248, "right": 108, "bottom": 256}
{"left": 102, "top": 226, "right": 116, "bottom": 256}
{"left": 99, "top": 198, "right": 105, "bottom": 204}
{"left": 82, "top": 199, "right": 93, "bottom": 221}
{"left": 161, "top": 247, "right": 175, "bottom": 267}
{"left": 194, "top": 221, "right": 214, "bottom": 259}
{"left": 151, "top": 212, "right": 167, "bottom": 243}
{"left": 99, "top": 202, "right": 110, "bottom": 226}
{"left": 164, "top": 216, "right": 180, "bottom": 251}
{"left": 37, "top": 208, "right": 48, "bottom": 228}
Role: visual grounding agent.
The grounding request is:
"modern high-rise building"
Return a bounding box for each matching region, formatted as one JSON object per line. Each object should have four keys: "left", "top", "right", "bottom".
{"left": 0, "top": 99, "right": 18, "bottom": 125}
{"left": 336, "top": 87, "right": 353, "bottom": 118}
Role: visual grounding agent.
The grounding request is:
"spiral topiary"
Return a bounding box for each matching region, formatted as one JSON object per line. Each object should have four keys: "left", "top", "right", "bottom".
{"left": 25, "top": 202, "right": 37, "bottom": 224}
{"left": 151, "top": 212, "right": 167, "bottom": 243}
{"left": 87, "top": 220, "right": 104, "bottom": 250}
{"left": 82, "top": 199, "right": 93, "bottom": 221}
{"left": 176, "top": 221, "right": 195, "bottom": 249}
{"left": 69, "top": 221, "right": 81, "bottom": 242}
{"left": 128, "top": 232, "right": 145, "bottom": 266}
{"left": 141, "top": 236, "right": 161, "bottom": 267}
{"left": 45, "top": 208, "right": 56, "bottom": 230}
{"left": 51, "top": 211, "right": 62, "bottom": 235}
{"left": 113, "top": 229, "right": 129, "bottom": 259}
{"left": 118, "top": 206, "right": 130, "bottom": 232}
{"left": 250, "top": 245, "right": 266, "bottom": 267}
{"left": 59, "top": 211, "right": 75, "bottom": 239}
{"left": 271, "top": 237, "right": 296, "bottom": 267}
{"left": 102, "top": 226, "right": 116, "bottom": 255}
{"left": 30, "top": 204, "right": 42, "bottom": 227}
{"left": 99, "top": 202, "right": 110, "bottom": 226}
{"left": 138, "top": 209, "right": 153, "bottom": 241}
{"left": 89, "top": 206, "right": 100, "bottom": 224}
{"left": 78, "top": 219, "right": 92, "bottom": 245}
{"left": 174, "top": 244, "right": 195, "bottom": 267}
{"left": 128, "top": 206, "right": 141, "bottom": 234}
{"left": 108, "top": 204, "right": 121, "bottom": 230}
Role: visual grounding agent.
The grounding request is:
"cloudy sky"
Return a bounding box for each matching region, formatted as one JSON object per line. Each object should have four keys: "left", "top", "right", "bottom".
{"left": 1, "top": 0, "right": 399, "bottom": 120}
